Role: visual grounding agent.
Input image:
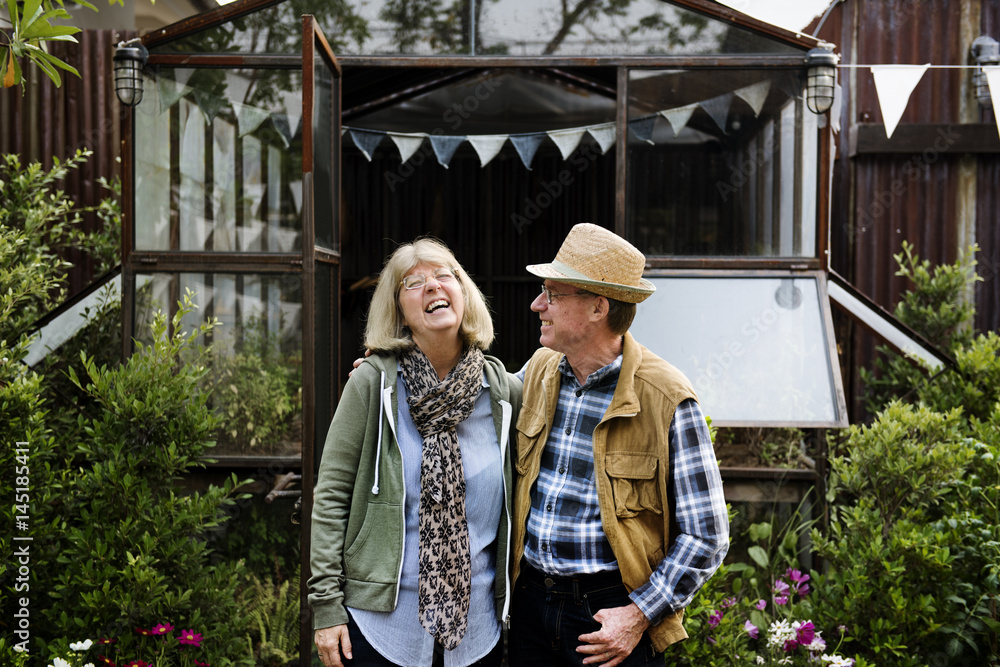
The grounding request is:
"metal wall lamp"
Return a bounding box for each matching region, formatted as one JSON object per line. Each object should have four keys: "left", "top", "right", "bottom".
{"left": 114, "top": 38, "right": 149, "bottom": 107}
{"left": 971, "top": 36, "right": 999, "bottom": 109}
{"left": 805, "top": 46, "right": 839, "bottom": 115}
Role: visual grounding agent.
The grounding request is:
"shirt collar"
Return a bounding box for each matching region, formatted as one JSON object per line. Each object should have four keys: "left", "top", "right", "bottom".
{"left": 558, "top": 354, "right": 623, "bottom": 390}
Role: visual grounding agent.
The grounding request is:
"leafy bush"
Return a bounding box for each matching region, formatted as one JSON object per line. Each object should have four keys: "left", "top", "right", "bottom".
{"left": 240, "top": 569, "right": 302, "bottom": 666}
{"left": 811, "top": 402, "right": 996, "bottom": 665}
{"left": 25, "top": 296, "right": 257, "bottom": 665}
{"left": 860, "top": 241, "right": 980, "bottom": 415}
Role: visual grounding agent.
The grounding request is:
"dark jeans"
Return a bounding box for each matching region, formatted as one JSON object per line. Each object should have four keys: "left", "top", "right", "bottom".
{"left": 507, "top": 564, "right": 662, "bottom": 667}
{"left": 343, "top": 611, "right": 504, "bottom": 667}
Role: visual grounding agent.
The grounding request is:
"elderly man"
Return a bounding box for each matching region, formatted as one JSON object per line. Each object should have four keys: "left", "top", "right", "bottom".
{"left": 508, "top": 223, "right": 729, "bottom": 667}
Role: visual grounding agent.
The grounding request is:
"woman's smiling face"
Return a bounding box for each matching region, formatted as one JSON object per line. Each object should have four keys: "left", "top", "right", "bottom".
{"left": 398, "top": 263, "right": 466, "bottom": 348}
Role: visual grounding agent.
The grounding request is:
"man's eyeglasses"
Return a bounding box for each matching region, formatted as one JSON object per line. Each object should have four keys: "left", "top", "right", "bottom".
{"left": 401, "top": 267, "right": 458, "bottom": 290}
{"left": 540, "top": 285, "right": 595, "bottom": 304}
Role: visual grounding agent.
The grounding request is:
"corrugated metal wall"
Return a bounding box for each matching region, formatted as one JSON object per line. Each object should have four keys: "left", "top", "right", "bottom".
{"left": 815, "top": 0, "right": 1000, "bottom": 419}
{"left": 1, "top": 29, "right": 135, "bottom": 295}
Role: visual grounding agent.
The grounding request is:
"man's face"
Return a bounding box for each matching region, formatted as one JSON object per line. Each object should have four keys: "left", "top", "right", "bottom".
{"left": 530, "top": 280, "right": 600, "bottom": 355}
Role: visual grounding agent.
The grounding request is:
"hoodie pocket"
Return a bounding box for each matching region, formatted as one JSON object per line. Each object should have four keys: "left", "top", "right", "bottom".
{"left": 605, "top": 452, "right": 661, "bottom": 519}
{"left": 344, "top": 502, "right": 402, "bottom": 583}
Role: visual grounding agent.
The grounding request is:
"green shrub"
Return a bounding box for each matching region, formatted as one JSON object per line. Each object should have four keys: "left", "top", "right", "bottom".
{"left": 31, "top": 296, "right": 256, "bottom": 665}
{"left": 240, "top": 569, "right": 302, "bottom": 666}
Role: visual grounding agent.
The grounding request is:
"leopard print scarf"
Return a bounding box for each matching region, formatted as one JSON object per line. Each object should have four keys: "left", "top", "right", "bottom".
{"left": 399, "top": 344, "right": 485, "bottom": 650}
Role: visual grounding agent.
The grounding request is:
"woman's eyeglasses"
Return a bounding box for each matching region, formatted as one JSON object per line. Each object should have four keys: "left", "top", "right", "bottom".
{"left": 401, "top": 268, "right": 458, "bottom": 290}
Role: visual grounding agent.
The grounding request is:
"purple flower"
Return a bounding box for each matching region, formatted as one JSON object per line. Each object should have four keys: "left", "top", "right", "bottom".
{"left": 744, "top": 620, "right": 759, "bottom": 639}
{"left": 774, "top": 595, "right": 789, "bottom": 606}
{"left": 794, "top": 620, "right": 816, "bottom": 646}
{"left": 707, "top": 636, "right": 717, "bottom": 645}
{"left": 721, "top": 597, "right": 738, "bottom": 609}
{"left": 708, "top": 610, "right": 723, "bottom": 627}
{"left": 773, "top": 579, "right": 790, "bottom": 596}
{"left": 782, "top": 639, "right": 799, "bottom": 652}
{"left": 755, "top": 599, "right": 767, "bottom": 610}
{"left": 786, "top": 569, "right": 811, "bottom": 596}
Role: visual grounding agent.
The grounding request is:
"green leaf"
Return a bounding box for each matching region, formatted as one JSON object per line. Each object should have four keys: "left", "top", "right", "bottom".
{"left": 16, "top": 0, "right": 45, "bottom": 33}
{"left": 747, "top": 545, "right": 769, "bottom": 569}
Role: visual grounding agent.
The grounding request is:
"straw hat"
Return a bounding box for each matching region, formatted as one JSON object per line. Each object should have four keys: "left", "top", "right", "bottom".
{"left": 527, "top": 223, "right": 655, "bottom": 303}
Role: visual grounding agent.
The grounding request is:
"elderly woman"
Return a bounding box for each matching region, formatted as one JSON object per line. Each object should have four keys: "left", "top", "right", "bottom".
{"left": 309, "top": 238, "right": 521, "bottom": 667}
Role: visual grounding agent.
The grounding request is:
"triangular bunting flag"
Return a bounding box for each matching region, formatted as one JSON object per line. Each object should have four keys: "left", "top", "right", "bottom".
{"left": 586, "top": 123, "right": 616, "bottom": 155}
{"left": 193, "top": 88, "right": 229, "bottom": 125}
{"left": 429, "top": 135, "right": 465, "bottom": 168}
{"left": 225, "top": 71, "right": 251, "bottom": 106}
{"left": 158, "top": 77, "right": 191, "bottom": 115}
{"left": 349, "top": 129, "right": 385, "bottom": 162}
{"left": 659, "top": 105, "right": 697, "bottom": 137}
{"left": 700, "top": 93, "right": 733, "bottom": 133}
{"left": 984, "top": 67, "right": 1000, "bottom": 141}
{"left": 509, "top": 134, "right": 545, "bottom": 169}
{"left": 389, "top": 133, "right": 426, "bottom": 164}
{"left": 831, "top": 84, "right": 843, "bottom": 134}
{"left": 137, "top": 75, "right": 161, "bottom": 116}
{"left": 870, "top": 64, "right": 929, "bottom": 139}
{"left": 282, "top": 94, "right": 302, "bottom": 148}
{"left": 271, "top": 114, "right": 293, "bottom": 148}
{"left": 734, "top": 80, "right": 771, "bottom": 117}
{"left": 547, "top": 128, "right": 586, "bottom": 159}
{"left": 629, "top": 116, "right": 656, "bottom": 144}
{"left": 467, "top": 135, "right": 508, "bottom": 167}
{"left": 234, "top": 101, "right": 271, "bottom": 137}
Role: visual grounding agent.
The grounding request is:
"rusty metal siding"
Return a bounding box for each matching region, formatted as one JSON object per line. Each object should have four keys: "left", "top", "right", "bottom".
{"left": 1, "top": 29, "right": 134, "bottom": 296}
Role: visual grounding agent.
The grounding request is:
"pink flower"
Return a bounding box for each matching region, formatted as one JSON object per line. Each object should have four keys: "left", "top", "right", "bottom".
{"left": 194, "top": 661, "right": 211, "bottom": 667}
{"left": 774, "top": 595, "right": 789, "bottom": 606}
{"left": 773, "top": 579, "right": 790, "bottom": 596}
{"left": 721, "top": 597, "right": 738, "bottom": 609}
{"left": 708, "top": 610, "right": 723, "bottom": 627}
{"left": 707, "top": 636, "right": 717, "bottom": 645}
{"left": 744, "top": 620, "right": 759, "bottom": 639}
{"left": 152, "top": 622, "right": 174, "bottom": 635}
{"left": 782, "top": 639, "right": 798, "bottom": 652}
{"left": 755, "top": 599, "right": 767, "bottom": 610}
{"left": 178, "top": 629, "right": 203, "bottom": 647}
{"left": 795, "top": 620, "right": 816, "bottom": 646}
{"left": 786, "top": 569, "right": 811, "bottom": 596}
{"left": 134, "top": 627, "right": 152, "bottom": 637}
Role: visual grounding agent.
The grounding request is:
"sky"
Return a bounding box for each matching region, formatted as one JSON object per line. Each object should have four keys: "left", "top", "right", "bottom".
{"left": 716, "top": 0, "right": 834, "bottom": 33}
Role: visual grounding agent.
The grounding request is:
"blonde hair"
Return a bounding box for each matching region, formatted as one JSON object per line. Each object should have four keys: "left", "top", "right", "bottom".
{"left": 364, "top": 237, "right": 494, "bottom": 353}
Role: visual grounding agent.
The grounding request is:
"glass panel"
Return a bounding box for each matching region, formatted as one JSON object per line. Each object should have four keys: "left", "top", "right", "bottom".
{"left": 135, "top": 272, "right": 304, "bottom": 457}
{"left": 625, "top": 69, "right": 817, "bottom": 257}
{"left": 312, "top": 48, "right": 337, "bottom": 250}
{"left": 628, "top": 275, "right": 842, "bottom": 425}
{"left": 134, "top": 68, "right": 304, "bottom": 253}
{"left": 155, "top": 0, "right": 801, "bottom": 56}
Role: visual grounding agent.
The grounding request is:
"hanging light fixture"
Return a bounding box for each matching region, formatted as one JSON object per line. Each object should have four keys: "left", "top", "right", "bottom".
{"left": 805, "top": 46, "right": 839, "bottom": 114}
{"left": 971, "top": 36, "right": 999, "bottom": 108}
{"left": 114, "top": 38, "right": 148, "bottom": 107}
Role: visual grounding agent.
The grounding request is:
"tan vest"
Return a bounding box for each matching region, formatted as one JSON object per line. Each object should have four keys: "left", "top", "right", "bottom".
{"left": 512, "top": 332, "right": 698, "bottom": 651}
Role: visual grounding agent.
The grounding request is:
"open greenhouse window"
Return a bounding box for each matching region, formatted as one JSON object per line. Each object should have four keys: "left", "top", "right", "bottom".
{"left": 629, "top": 271, "right": 847, "bottom": 427}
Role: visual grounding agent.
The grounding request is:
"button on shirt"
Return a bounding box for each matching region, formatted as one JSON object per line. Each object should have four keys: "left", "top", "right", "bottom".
{"left": 519, "top": 354, "right": 729, "bottom": 624}
{"left": 350, "top": 372, "right": 503, "bottom": 667}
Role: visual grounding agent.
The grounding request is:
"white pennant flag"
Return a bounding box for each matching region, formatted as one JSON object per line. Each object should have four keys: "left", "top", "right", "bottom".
{"left": 734, "top": 80, "right": 771, "bottom": 117}
{"left": 659, "top": 104, "right": 697, "bottom": 137}
{"left": 467, "top": 135, "right": 508, "bottom": 167}
{"left": 389, "top": 133, "right": 426, "bottom": 164}
{"left": 234, "top": 102, "right": 271, "bottom": 137}
{"left": 587, "top": 123, "right": 616, "bottom": 155}
{"left": 547, "top": 128, "right": 586, "bottom": 159}
{"left": 871, "top": 64, "right": 929, "bottom": 139}
{"left": 985, "top": 67, "right": 1000, "bottom": 140}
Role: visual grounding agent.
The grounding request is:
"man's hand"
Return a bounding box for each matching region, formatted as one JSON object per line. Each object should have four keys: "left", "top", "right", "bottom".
{"left": 315, "top": 625, "right": 352, "bottom": 667}
{"left": 576, "top": 602, "right": 651, "bottom": 667}
{"left": 347, "top": 349, "right": 373, "bottom": 378}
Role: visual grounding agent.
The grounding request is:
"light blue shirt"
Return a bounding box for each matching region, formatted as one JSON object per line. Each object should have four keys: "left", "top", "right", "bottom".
{"left": 349, "top": 372, "right": 504, "bottom": 666}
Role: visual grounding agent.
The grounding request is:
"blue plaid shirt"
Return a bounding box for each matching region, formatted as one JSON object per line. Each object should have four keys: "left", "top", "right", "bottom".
{"left": 519, "top": 354, "right": 728, "bottom": 623}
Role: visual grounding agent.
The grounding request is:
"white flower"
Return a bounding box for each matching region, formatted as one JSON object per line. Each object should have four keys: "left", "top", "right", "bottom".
{"left": 767, "top": 619, "right": 796, "bottom": 648}
{"left": 804, "top": 630, "right": 827, "bottom": 653}
{"left": 13, "top": 645, "right": 28, "bottom": 653}
{"left": 821, "top": 655, "right": 855, "bottom": 667}
{"left": 48, "top": 658, "right": 71, "bottom": 667}
{"left": 70, "top": 639, "right": 94, "bottom": 651}
{"left": 756, "top": 657, "right": 765, "bottom": 665}
{"left": 84, "top": 664, "right": 95, "bottom": 667}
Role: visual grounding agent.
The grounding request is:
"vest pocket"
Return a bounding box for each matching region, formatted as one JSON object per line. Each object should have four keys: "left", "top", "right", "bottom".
{"left": 605, "top": 452, "right": 662, "bottom": 518}
{"left": 515, "top": 404, "right": 546, "bottom": 475}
